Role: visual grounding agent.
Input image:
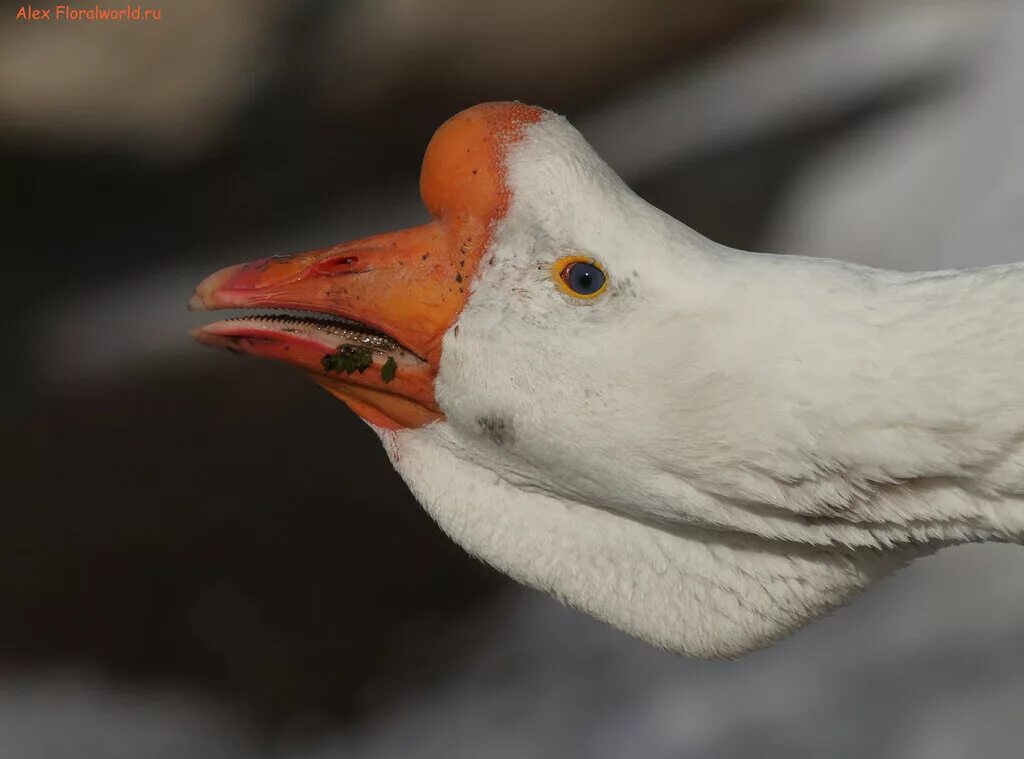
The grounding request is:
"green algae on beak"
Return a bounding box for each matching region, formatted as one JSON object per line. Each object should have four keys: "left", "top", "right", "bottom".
{"left": 321, "top": 345, "right": 373, "bottom": 374}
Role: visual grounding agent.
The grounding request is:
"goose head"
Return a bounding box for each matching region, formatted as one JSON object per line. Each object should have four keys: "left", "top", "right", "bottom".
{"left": 191, "top": 103, "right": 1021, "bottom": 657}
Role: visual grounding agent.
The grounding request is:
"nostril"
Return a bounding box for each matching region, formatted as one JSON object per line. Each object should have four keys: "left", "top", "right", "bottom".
{"left": 314, "top": 255, "right": 360, "bottom": 275}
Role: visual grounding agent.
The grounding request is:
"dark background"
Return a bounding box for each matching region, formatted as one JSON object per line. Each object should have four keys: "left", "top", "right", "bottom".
{"left": 2, "top": 1, "right": 1023, "bottom": 756}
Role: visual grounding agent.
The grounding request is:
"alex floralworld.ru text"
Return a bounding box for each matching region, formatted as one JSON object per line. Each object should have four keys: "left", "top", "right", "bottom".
{"left": 15, "top": 5, "right": 162, "bottom": 21}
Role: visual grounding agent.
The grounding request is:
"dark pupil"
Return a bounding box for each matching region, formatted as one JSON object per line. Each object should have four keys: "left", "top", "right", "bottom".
{"left": 569, "top": 262, "right": 604, "bottom": 294}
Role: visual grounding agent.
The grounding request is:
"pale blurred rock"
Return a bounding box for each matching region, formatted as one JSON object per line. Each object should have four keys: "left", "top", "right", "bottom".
{"left": 0, "top": 0, "right": 288, "bottom": 158}
{"left": 0, "top": 675, "right": 253, "bottom": 759}
{"left": 771, "top": 0, "right": 1024, "bottom": 270}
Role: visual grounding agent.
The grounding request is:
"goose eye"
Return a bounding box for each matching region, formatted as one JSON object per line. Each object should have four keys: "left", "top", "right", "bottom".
{"left": 554, "top": 257, "right": 608, "bottom": 299}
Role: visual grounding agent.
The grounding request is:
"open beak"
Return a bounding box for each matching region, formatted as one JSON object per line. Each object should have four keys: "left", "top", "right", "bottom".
{"left": 189, "top": 101, "right": 543, "bottom": 430}
{"left": 190, "top": 222, "right": 464, "bottom": 430}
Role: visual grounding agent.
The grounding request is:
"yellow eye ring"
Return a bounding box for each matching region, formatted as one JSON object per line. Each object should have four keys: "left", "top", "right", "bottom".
{"left": 551, "top": 255, "right": 608, "bottom": 299}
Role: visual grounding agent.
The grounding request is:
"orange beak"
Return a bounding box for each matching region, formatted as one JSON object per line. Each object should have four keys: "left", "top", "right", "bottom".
{"left": 190, "top": 102, "right": 544, "bottom": 430}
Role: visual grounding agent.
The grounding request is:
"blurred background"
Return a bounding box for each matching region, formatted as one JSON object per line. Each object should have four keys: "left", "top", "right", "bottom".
{"left": 3, "top": 0, "right": 1024, "bottom": 756}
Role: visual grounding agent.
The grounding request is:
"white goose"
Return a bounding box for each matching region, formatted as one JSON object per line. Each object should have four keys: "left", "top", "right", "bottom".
{"left": 190, "top": 102, "right": 1024, "bottom": 658}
